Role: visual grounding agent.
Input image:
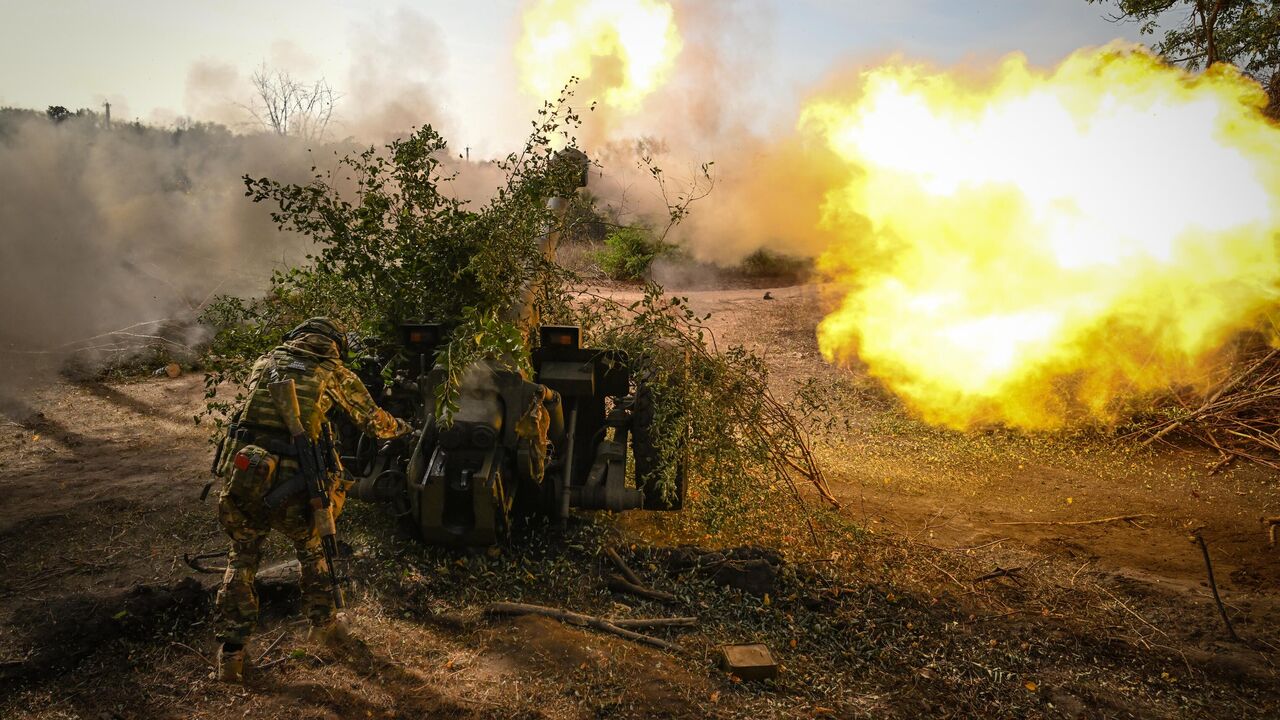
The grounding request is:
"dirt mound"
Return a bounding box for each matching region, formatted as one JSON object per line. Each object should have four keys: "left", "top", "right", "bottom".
{"left": 656, "top": 545, "right": 784, "bottom": 597}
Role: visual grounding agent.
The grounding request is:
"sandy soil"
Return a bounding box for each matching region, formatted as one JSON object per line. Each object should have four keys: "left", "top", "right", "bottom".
{"left": 1, "top": 283, "right": 1278, "bottom": 718}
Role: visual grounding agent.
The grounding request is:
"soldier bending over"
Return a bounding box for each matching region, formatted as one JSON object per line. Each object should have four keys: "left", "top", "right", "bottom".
{"left": 210, "top": 317, "right": 410, "bottom": 683}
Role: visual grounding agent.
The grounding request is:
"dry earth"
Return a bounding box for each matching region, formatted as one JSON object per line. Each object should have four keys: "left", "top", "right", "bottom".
{"left": 1, "top": 283, "right": 1278, "bottom": 718}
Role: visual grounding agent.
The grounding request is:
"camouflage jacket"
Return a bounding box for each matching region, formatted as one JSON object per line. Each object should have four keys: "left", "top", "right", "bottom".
{"left": 234, "top": 333, "right": 408, "bottom": 453}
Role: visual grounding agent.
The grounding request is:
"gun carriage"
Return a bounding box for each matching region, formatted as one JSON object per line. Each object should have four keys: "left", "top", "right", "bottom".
{"left": 342, "top": 151, "right": 684, "bottom": 545}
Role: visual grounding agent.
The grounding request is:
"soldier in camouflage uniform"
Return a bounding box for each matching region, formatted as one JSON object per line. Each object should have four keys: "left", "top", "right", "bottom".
{"left": 212, "top": 317, "right": 410, "bottom": 683}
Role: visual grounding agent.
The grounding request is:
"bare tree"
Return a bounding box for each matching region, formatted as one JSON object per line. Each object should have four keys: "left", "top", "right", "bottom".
{"left": 243, "top": 64, "right": 337, "bottom": 141}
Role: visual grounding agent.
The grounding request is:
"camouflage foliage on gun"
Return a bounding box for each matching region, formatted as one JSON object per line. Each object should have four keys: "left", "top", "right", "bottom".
{"left": 264, "top": 378, "right": 346, "bottom": 609}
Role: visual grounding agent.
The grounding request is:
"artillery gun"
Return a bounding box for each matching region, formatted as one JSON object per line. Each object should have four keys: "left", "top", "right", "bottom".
{"left": 343, "top": 150, "right": 685, "bottom": 545}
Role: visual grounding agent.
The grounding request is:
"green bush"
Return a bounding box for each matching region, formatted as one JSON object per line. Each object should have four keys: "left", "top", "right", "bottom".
{"left": 595, "top": 227, "right": 668, "bottom": 280}
{"left": 199, "top": 95, "right": 586, "bottom": 426}
{"left": 738, "top": 248, "right": 812, "bottom": 278}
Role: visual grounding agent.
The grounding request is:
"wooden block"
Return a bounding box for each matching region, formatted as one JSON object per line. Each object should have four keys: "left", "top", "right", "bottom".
{"left": 718, "top": 643, "right": 777, "bottom": 681}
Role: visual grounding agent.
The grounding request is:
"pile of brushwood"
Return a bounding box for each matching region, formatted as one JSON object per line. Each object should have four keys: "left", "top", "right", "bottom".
{"left": 1133, "top": 330, "right": 1280, "bottom": 472}
{"left": 199, "top": 91, "right": 838, "bottom": 540}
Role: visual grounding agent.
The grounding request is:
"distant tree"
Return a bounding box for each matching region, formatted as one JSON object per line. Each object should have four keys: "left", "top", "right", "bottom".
{"left": 243, "top": 63, "right": 337, "bottom": 141}
{"left": 171, "top": 116, "right": 232, "bottom": 138}
{"left": 45, "top": 105, "right": 71, "bottom": 123}
{"left": 1090, "top": 1, "right": 1280, "bottom": 115}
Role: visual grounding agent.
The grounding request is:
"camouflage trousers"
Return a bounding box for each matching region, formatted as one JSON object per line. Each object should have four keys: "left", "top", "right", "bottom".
{"left": 214, "top": 469, "right": 350, "bottom": 645}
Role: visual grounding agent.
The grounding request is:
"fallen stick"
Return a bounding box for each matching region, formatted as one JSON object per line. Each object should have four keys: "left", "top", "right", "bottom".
{"left": 1208, "top": 453, "right": 1238, "bottom": 476}
{"left": 992, "top": 514, "right": 1154, "bottom": 528}
{"left": 973, "top": 566, "right": 1024, "bottom": 585}
{"left": 483, "top": 602, "right": 682, "bottom": 653}
{"left": 1193, "top": 532, "right": 1241, "bottom": 642}
{"left": 607, "top": 574, "right": 678, "bottom": 603}
{"left": 604, "top": 547, "right": 645, "bottom": 587}
{"left": 255, "top": 629, "right": 288, "bottom": 663}
{"left": 183, "top": 551, "right": 228, "bottom": 575}
{"left": 1094, "top": 583, "right": 1168, "bottom": 639}
{"left": 609, "top": 617, "right": 698, "bottom": 629}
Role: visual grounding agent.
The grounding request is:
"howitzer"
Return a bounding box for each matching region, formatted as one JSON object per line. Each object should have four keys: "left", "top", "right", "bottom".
{"left": 264, "top": 378, "right": 346, "bottom": 608}
{"left": 343, "top": 149, "right": 686, "bottom": 545}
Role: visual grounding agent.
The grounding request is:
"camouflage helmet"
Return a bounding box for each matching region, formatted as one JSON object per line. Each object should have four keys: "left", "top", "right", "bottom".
{"left": 284, "top": 316, "right": 349, "bottom": 357}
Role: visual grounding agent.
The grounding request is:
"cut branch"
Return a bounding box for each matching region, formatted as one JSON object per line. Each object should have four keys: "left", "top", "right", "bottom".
{"left": 483, "top": 602, "right": 683, "bottom": 652}
{"left": 607, "top": 574, "right": 677, "bottom": 603}
{"left": 1193, "top": 531, "right": 1241, "bottom": 642}
{"left": 992, "top": 514, "right": 1154, "bottom": 527}
{"left": 604, "top": 547, "right": 645, "bottom": 587}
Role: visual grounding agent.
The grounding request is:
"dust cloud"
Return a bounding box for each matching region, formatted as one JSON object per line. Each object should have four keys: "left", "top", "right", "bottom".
{"left": 0, "top": 112, "right": 317, "bottom": 388}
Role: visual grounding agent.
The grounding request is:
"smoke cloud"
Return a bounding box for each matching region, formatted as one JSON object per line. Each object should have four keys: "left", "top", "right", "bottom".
{"left": 545, "top": 0, "right": 842, "bottom": 266}
{"left": 342, "top": 7, "right": 453, "bottom": 144}
{"left": 0, "top": 6, "right": 478, "bottom": 390}
{"left": 0, "top": 112, "right": 320, "bottom": 386}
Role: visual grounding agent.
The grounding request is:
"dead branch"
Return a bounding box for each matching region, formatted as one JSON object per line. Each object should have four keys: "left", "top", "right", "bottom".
{"left": 604, "top": 547, "right": 645, "bottom": 587}
{"left": 607, "top": 574, "right": 677, "bottom": 603}
{"left": 608, "top": 617, "right": 697, "bottom": 629}
{"left": 973, "top": 566, "right": 1024, "bottom": 585}
{"left": 483, "top": 602, "right": 682, "bottom": 652}
{"left": 1093, "top": 583, "right": 1168, "bottom": 639}
{"left": 1134, "top": 340, "right": 1280, "bottom": 470}
{"left": 1192, "top": 531, "right": 1241, "bottom": 642}
{"left": 2, "top": 318, "right": 187, "bottom": 356}
{"left": 991, "top": 514, "right": 1154, "bottom": 527}
{"left": 1207, "top": 452, "right": 1238, "bottom": 475}
{"left": 183, "top": 551, "right": 228, "bottom": 575}
{"left": 255, "top": 630, "right": 288, "bottom": 663}
{"left": 169, "top": 641, "right": 213, "bottom": 669}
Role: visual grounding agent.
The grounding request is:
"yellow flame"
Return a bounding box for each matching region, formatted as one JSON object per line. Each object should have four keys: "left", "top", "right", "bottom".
{"left": 805, "top": 46, "right": 1280, "bottom": 429}
{"left": 516, "top": 0, "right": 682, "bottom": 111}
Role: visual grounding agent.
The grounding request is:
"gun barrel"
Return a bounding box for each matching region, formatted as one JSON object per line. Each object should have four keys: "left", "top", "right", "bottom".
{"left": 320, "top": 534, "right": 345, "bottom": 609}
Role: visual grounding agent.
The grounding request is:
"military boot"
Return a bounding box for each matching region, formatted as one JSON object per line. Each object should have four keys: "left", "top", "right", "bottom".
{"left": 216, "top": 643, "right": 245, "bottom": 683}
{"left": 308, "top": 618, "right": 373, "bottom": 665}
{"left": 307, "top": 618, "right": 351, "bottom": 646}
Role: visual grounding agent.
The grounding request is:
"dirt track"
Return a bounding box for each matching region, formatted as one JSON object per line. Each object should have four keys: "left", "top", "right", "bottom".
{"left": 2, "top": 283, "right": 1279, "bottom": 718}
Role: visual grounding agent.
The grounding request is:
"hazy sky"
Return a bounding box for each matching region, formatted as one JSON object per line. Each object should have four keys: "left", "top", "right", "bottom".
{"left": 0, "top": 1, "right": 1154, "bottom": 154}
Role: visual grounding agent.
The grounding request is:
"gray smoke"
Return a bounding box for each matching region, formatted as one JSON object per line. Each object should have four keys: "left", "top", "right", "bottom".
{"left": 0, "top": 6, "right": 477, "bottom": 391}
{"left": 0, "top": 112, "right": 318, "bottom": 385}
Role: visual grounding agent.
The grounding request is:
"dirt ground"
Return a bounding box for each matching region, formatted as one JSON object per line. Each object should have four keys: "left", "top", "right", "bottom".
{"left": 2, "top": 284, "right": 1279, "bottom": 718}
